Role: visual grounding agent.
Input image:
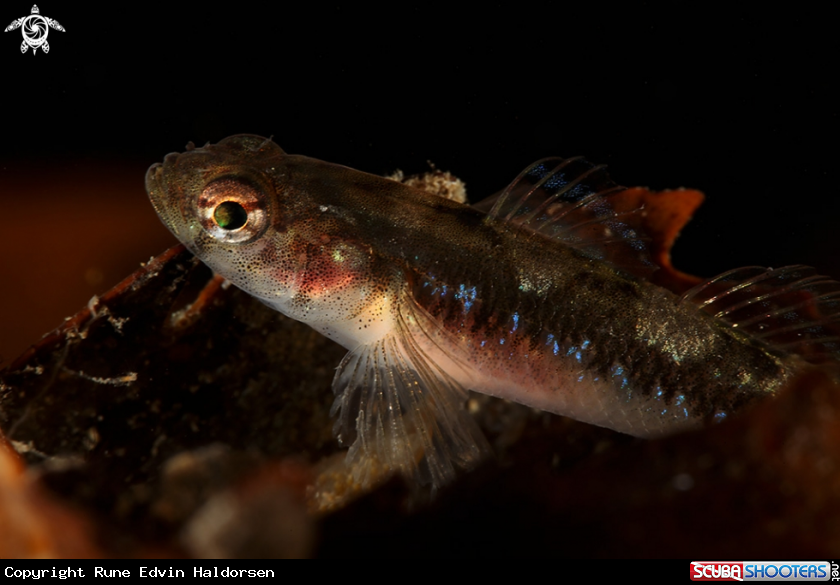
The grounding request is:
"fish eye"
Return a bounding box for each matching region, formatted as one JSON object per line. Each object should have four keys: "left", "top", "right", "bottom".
{"left": 214, "top": 201, "right": 248, "bottom": 230}
{"left": 197, "top": 176, "right": 271, "bottom": 244}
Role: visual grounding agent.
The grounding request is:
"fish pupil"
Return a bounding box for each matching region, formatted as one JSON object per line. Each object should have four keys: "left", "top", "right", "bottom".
{"left": 214, "top": 201, "right": 248, "bottom": 230}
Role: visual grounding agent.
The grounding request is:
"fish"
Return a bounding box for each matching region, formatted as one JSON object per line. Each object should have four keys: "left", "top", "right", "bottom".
{"left": 146, "top": 135, "right": 840, "bottom": 489}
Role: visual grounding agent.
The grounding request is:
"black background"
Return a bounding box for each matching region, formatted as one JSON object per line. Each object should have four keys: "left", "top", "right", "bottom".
{"left": 1, "top": 4, "right": 837, "bottom": 358}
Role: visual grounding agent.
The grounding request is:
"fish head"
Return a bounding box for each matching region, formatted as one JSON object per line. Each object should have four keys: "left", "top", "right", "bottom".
{"left": 146, "top": 134, "right": 386, "bottom": 338}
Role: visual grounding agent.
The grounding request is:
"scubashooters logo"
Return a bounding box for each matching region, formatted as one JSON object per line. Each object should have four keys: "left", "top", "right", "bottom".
{"left": 691, "top": 561, "right": 834, "bottom": 581}
{"left": 4, "top": 5, "right": 65, "bottom": 54}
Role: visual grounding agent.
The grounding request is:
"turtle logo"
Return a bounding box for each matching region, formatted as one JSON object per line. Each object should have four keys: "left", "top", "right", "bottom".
{"left": 5, "top": 5, "right": 65, "bottom": 54}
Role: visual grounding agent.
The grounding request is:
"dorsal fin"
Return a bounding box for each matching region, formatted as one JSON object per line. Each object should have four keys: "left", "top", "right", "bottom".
{"left": 680, "top": 265, "right": 840, "bottom": 363}
{"left": 475, "top": 157, "right": 656, "bottom": 278}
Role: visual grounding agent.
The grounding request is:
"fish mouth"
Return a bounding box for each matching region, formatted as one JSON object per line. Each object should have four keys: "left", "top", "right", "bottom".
{"left": 144, "top": 162, "right": 162, "bottom": 192}
{"left": 145, "top": 151, "right": 181, "bottom": 191}
{"left": 145, "top": 160, "right": 168, "bottom": 221}
{"left": 145, "top": 151, "right": 187, "bottom": 239}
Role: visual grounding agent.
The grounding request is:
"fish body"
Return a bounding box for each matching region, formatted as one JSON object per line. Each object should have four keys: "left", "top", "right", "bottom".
{"left": 147, "top": 135, "right": 839, "bottom": 487}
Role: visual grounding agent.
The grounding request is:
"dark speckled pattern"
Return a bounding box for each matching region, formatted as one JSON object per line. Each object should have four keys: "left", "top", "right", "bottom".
{"left": 147, "top": 135, "right": 795, "bottom": 437}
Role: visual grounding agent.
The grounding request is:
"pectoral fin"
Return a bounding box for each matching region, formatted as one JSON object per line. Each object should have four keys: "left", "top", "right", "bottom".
{"left": 330, "top": 295, "right": 490, "bottom": 491}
